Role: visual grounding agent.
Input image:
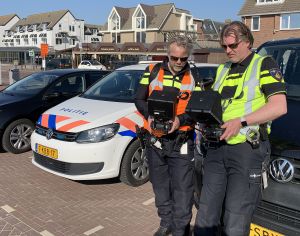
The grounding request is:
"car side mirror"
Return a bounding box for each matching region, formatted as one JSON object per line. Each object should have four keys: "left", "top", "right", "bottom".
{"left": 43, "top": 92, "right": 60, "bottom": 100}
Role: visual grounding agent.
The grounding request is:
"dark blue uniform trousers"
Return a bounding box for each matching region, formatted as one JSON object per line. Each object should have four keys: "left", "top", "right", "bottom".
{"left": 146, "top": 138, "right": 195, "bottom": 236}
{"left": 194, "top": 141, "right": 270, "bottom": 236}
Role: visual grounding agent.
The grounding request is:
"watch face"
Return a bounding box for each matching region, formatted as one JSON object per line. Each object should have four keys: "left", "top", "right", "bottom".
{"left": 241, "top": 120, "right": 247, "bottom": 127}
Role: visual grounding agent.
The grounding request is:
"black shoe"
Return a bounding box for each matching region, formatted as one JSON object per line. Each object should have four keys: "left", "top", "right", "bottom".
{"left": 154, "top": 226, "right": 172, "bottom": 236}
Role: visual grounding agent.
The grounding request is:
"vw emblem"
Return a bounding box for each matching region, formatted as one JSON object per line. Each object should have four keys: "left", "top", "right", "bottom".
{"left": 45, "top": 129, "right": 54, "bottom": 140}
{"left": 270, "top": 158, "right": 294, "bottom": 183}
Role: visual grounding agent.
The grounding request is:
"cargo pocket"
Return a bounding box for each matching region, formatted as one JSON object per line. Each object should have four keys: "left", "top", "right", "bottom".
{"left": 246, "top": 168, "right": 263, "bottom": 207}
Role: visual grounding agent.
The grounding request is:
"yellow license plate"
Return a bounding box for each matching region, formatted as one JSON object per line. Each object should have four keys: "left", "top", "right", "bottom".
{"left": 250, "top": 223, "right": 284, "bottom": 236}
{"left": 36, "top": 144, "right": 58, "bottom": 159}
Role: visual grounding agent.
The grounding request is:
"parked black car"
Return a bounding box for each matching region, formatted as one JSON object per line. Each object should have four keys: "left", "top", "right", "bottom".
{"left": 0, "top": 69, "right": 110, "bottom": 154}
{"left": 46, "top": 58, "right": 72, "bottom": 69}
{"left": 249, "top": 38, "right": 300, "bottom": 236}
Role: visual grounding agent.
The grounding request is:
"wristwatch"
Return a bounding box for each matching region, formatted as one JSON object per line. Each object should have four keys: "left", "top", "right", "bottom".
{"left": 240, "top": 117, "right": 248, "bottom": 127}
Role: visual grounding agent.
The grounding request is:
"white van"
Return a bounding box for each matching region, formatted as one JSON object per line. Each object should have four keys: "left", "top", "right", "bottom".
{"left": 31, "top": 63, "right": 218, "bottom": 186}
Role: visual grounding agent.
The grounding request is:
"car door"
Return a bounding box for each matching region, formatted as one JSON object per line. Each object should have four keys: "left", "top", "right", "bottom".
{"left": 269, "top": 45, "right": 300, "bottom": 149}
{"left": 43, "top": 73, "right": 85, "bottom": 109}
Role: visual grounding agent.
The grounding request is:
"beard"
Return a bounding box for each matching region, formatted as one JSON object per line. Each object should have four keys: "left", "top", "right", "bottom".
{"left": 172, "top": 64, "right": 184, "bottom": 72}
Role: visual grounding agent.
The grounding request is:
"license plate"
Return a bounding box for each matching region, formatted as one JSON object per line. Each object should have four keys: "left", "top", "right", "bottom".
{"left": 250, "top": 223, "right": 284, "bottom": 236}
{"left": 36, "top": 144, "right": 58, "bottom": 159}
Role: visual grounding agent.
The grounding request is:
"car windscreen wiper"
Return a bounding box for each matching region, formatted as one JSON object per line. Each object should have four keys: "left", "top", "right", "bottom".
{"left": 2, "top": 91, "right": 15, "bottom": 96}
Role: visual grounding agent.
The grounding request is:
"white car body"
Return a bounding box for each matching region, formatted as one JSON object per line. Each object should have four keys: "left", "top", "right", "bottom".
{"left": 78, "top": 60, "right": 106, "bottom": 70}
{"left": 31, "top": 63, "right": 218, "bottom": 185}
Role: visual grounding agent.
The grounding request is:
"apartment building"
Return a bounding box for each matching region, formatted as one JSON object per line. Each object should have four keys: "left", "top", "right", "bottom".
{"left": 4, "top": 10, "right": 84, "bottom": 51}
{"left": 0, "top": 14, "right": 20, "bottom": 47}
{"left": 239, "top": 0, "right": 300, "bottom": 48}
{"left": 84, "top": 24, "right": 103, "bottom": 44}
{"left": 72, "top": 3, "right": 224, "bottom": 66}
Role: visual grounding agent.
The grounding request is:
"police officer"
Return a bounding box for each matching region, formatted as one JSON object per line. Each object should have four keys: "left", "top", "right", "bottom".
{"left": 135, "top": 35, "right": 201, "bottom": 236}
{"left": 194, "top": 21, "right": 287, "bottom": 236}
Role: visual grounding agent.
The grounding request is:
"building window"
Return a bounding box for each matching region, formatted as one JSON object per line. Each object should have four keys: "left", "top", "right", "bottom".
{"left": 112, "top": 32, "right": 120, "bottom": 43}
{"left": 135, "top": 9, "right": 145, "bottom": 29}
{"left": 16, "top": 39, "right": 20, "bottom": 45}
{"left": 110, "top": 12, "right": 120, "bottom": 31}
{"left": 24, "top": 38, "right": 29, "bottom": 45}
{"left": 56, "top": 38, "right": 62, "bottom": 44}
{"left": 186, "top": 16, "right": 192, "bottom": 31}
{"left": 69, "top": 25, "right": 75, "bottom": 32}
{"left": 251, "top": 16, "right": 260, "bottom": 31}
{"left": 41, "top": 38, "right": 47, "bottom": 44}
{"left": 32, "top": 38, "right": 37, "bottom": 45}
{"left": 281, "top": 13, "right": 300, "bottom": 29}
{"left": 71, "top": 39, "right": 76, "bottom": 45}
{"left": 136, "top": 31, "right": 146, "bottom": 43}
{"left": 257, "top": 0, "right": 282, "bottom": 4}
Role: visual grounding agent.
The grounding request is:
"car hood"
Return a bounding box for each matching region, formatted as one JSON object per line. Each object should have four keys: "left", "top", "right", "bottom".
{"left": 0, "top": 92, "right": 28, "bottom": 107}
{"left": 38, "top": 96, "right": 141, "bottom": 132}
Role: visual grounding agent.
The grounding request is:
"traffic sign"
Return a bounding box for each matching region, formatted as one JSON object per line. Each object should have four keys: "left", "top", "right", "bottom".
{"left": 40, "top": 43, "right": 49, "bottom": 57}
{"left": 29, "top": 50, "right": 35, "bottom": 57}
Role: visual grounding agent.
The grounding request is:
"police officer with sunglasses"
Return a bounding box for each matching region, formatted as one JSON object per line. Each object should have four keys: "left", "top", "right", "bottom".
{"left": 135, "top": 36, "right": 202, "bottom": 236}
{"left": 194, "top": 21, "right": 287, "bottom": 236}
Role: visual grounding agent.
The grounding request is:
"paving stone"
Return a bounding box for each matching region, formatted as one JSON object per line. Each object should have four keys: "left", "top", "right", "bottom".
{"left": 0, "top": 142, "right": 172, "bottom": 235}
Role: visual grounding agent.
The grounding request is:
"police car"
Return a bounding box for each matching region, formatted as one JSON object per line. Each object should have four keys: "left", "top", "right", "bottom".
{"left": 31, "top": 63, "right": 218, "bottom": 186}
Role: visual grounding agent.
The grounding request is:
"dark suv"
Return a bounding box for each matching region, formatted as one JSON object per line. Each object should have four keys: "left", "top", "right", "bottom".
{"left": 249, "top": 38, "right": 300, "bottom": 236}
{"left": 46, "top": 58, "right": 72, "bottom": 69}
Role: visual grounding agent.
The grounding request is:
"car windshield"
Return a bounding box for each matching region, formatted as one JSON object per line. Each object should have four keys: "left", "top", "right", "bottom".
{"left": 3, "top": 73, "right": 58, "bottom": 96}
{"left": 81, "top": 70, "right": 144, "bottom": 102}
{"left": 193, "top": 66, "right": 217, "bottom": 81}
{"left": 90, "top": 60, "right": 101, "bottom": 65}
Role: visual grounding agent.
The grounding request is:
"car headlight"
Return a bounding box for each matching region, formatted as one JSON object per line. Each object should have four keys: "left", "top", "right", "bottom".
{"left": 76, "top": 123, "right": 120, "bottom": 143}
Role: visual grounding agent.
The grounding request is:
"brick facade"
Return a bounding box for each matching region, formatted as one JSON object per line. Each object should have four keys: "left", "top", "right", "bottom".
{"left": 244, "top": 15, "right": 300, "bottom": 49}
{"left": 240, "top": 0, "right": 300, "bottom": 49}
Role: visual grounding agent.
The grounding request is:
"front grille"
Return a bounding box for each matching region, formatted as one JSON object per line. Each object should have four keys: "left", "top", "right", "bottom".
{"left": 255, "top": 200, "right": 300, "bottom": 230}
{"left": 35, "top": 125, "right": 77, "bottom": 142}
{"left": 291, "top": 158, "right": 300, "bottom": 184}
{"left": 34, "top": 152, "right": 104, "bottom": 175}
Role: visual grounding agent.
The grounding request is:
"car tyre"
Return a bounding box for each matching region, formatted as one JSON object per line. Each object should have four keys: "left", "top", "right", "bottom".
{"left": 120, "top": 139, "right": 149, "bottom": 187}
{"left": 2, "top": 119, "right": 34, "bottom": 154}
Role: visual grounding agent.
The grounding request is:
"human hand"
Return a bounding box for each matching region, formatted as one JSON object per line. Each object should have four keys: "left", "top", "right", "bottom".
{"left": 148, "top": 116, "right": 164, "bottom": 137}
{"left": 168, "top": 116, "right": 180, "bottom": 134}
{"left": 147, "top": 116, "right": 154, "bottom": 129}
{"left": 220, "top": 118, "right": 241, "bottom": 141}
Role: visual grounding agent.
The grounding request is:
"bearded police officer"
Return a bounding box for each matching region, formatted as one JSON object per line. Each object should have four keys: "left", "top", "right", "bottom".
{"left": 194, "top": 21, "right": 287, "bottom": 236}
{"left": 135, "top": 35, "right": 201, "bottom": 236}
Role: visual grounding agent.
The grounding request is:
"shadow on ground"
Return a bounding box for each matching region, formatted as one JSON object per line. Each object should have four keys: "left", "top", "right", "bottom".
{"left": 75, "top": 177, "right": 121, "bottom": 185}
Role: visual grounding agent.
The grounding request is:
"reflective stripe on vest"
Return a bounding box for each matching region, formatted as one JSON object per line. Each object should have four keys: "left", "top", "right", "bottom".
{"left": 214, "top": 54, "right": 268, "bottom": 144}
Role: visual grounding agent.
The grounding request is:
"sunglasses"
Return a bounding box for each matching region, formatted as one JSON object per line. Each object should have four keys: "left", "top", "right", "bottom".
{"left": 169, "top": 56, "right": 189, "bottom": 62}
{"left": 221, "top": 41, "right": 242, "bottom": 50}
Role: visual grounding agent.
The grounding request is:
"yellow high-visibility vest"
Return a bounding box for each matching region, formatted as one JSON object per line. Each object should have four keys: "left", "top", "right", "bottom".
{"left": 213, "top": 53, "right": 271, "bottom": 144}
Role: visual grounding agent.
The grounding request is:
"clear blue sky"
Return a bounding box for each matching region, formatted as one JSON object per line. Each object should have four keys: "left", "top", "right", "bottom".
{"left": 1, "top": 0, "right": 244, "bottom": 25}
